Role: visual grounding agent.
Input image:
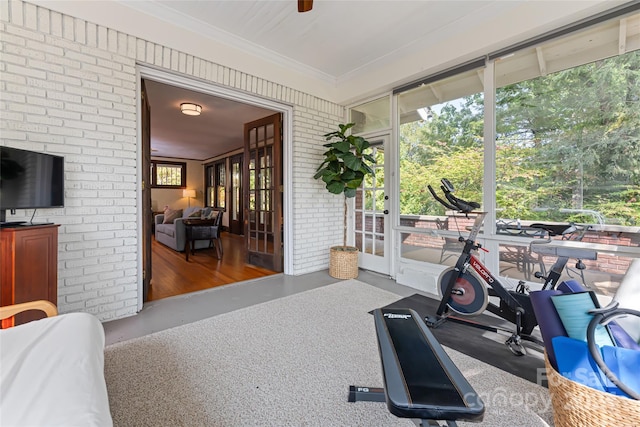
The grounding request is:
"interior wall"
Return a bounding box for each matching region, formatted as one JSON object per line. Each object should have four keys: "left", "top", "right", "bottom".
{"left": 0, "top": 0, "right": 345, "bottom": 322}
{"left": 150, "top": 157, "right": 204, "bottom": 212}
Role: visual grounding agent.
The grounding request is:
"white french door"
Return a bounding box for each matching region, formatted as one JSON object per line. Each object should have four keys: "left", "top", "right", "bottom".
{"left": 354, "top": 135, "right": 391, "bottom": 275}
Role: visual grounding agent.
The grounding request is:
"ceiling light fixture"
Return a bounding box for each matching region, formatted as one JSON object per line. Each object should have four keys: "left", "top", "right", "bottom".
{"left": 180, "top": 103, "right": 202, "bottom": 116}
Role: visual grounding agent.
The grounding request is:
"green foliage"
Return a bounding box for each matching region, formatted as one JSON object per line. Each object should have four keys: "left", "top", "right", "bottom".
{"left": 314, "top": 123, "right": 376, "bottom": 199}
{"left": 399, "top": 145, "right": 484, "bottom": 215}
{"left": 315, "top": 123, "right": 377, "bottom": 247}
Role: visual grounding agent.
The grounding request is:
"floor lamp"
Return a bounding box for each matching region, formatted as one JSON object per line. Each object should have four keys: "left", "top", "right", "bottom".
{"left": 183, "top": 189, "right": 196, "bottom": 208}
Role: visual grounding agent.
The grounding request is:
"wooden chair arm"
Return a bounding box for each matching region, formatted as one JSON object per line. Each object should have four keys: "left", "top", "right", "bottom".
{"left": 0, "top": 300, "right": 58, "bottom": 320}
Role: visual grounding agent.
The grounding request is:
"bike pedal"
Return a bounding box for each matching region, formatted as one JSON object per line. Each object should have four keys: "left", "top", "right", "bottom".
{"left": 425, "top": 316, "right": 446, "bottom": 328}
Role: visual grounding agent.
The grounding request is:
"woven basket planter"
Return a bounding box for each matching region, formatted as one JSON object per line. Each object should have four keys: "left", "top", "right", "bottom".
{"left": 544, "top": 353, "right": 640, "bottom": 426}
{"left": 329, "top": 246, "right": 359, "bottom": 279}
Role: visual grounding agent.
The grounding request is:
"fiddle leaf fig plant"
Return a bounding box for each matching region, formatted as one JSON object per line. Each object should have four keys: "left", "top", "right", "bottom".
{"left": 314, "top": 123, "right": 376, "bottom": 248}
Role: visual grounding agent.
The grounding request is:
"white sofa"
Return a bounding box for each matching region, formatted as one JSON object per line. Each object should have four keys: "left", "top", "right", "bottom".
{"left": 0, "top": 301, "right": 113, "bottom": 427}
{"left": 154, "top": 206, "right": 214, "bottom": 252}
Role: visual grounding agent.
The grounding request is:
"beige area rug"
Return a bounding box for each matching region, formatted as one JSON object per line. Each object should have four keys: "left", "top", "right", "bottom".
{"left": 104, "top": 280, "right": 554, "bottom": 426}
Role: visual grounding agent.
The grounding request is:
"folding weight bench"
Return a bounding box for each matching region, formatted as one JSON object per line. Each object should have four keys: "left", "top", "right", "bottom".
{"left": 349, "top": 308, "right": 484, "bottom": 427}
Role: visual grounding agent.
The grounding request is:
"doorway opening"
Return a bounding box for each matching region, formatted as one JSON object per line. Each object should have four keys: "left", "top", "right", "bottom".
{"left": 138, "top": 68, "right": 292, "bottom": 305}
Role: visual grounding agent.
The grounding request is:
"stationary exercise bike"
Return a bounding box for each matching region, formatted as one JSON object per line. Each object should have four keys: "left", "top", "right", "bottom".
{"left": 425, "top": 179, "right": 575, "bottom": 356}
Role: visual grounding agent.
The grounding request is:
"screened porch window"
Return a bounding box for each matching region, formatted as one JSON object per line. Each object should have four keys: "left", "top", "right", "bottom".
{"left": 491, "top": 18, "right": 640, "bottom": 294}
{"left": 397, "top": 67, "right": 485, "bottom": 218}
{"left": 493, "top": 15, "right": 640, "bottom": 229}
{"left": 394, "top": 11, "right": 639, "bottom": 293}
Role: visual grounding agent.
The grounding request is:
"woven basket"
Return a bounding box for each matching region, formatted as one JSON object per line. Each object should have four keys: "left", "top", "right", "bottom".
{"left": 544, "top": 353, "right": 640, "bottom": 427}
{"left": 329, "top": 246, "right": 359, "bottom": 279}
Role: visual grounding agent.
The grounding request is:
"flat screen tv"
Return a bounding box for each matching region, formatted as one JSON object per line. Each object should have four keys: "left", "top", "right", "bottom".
{"left": 0, "top": 146, "right": 64, "bottom": 224}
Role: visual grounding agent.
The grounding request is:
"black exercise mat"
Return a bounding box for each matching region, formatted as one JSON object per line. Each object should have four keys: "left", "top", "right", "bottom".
{"left": 380, "top": 294, "right": 546, "bottom": 385}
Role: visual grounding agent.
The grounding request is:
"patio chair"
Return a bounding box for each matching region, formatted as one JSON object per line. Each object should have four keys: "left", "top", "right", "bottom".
{"left": 498, "top": 219, "right": 547, "bottom": 280}
{"left": 436, "top": 218, "right": 464, "bottom": 263}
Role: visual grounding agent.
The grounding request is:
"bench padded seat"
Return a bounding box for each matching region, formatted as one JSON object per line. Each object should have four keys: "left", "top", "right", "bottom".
{"left": 374, "top": 308, "right": 485, "bottom": 423}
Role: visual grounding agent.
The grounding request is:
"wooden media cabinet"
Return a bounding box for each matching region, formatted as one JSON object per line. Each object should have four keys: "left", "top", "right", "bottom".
{"left": 1, "top": 223, "right": 59, "bottom": 327}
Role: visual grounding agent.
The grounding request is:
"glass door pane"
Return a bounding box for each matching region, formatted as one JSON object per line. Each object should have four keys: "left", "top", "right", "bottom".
{"left": 244, "top": 113, "right": 282, "bottom": 271}
{"left": 354, "top": 136, "right": 390, "bottom": 275}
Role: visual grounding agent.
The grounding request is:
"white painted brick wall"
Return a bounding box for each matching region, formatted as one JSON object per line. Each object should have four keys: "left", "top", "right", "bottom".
{"left": 291, "top": 109, "right": 346, "bottom": 274}
{"left": 1, "top": 0, "right": 346, "bottom": 321}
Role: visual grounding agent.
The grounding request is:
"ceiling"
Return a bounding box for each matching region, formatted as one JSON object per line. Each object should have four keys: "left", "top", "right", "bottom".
{"left": 140, "top": 0, "right": 498, "bottom": 80}
{"left": 144, "top": 80, "right": 274, "bottom": 160}
{"left": 140, "top": 0, "right": 505, "bottom": 161}
{"left": 111, "top": 0, "right": 630, "bottom": 160}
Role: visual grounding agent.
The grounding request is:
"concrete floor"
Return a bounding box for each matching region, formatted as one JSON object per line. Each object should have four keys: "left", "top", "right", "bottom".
{"left": 103, "top": 269, "right": 418, "bottom": 346}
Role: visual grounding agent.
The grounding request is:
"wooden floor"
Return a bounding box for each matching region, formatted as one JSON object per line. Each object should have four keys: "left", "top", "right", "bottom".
{"left": 148, "top": 232, "right": 278, "bottom": 301}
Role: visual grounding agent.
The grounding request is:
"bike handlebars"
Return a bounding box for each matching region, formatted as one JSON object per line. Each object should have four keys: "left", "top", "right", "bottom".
{"left": 428, "top": 179, "right": 481, "bottom": 214}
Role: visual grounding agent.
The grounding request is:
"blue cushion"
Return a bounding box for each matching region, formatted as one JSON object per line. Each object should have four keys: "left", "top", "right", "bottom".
{"left": 552, "top": 336, "right": 610, "bottom": 393}
{"left": 551, "top": 291, "right": 614, "bottom": 347}
{"left": 553, "top": 336, "right": 640, "bottom": 398}
{"left": 601, "top": 345, "right": 640, "bottom": 396}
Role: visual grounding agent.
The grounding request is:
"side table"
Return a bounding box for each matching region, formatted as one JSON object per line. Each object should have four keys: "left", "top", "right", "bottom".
{"left": 183, "top": 218, "right": 220, "bottom": 261}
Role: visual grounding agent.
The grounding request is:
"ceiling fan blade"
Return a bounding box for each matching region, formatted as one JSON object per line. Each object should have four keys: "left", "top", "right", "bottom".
{"left": 298, "top": 0, "right": 313, "bottom": 13}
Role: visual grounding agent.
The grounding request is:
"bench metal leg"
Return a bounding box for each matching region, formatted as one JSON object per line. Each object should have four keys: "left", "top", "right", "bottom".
{"left": 421, "top": 420, "right": 458, "bottom": 427}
